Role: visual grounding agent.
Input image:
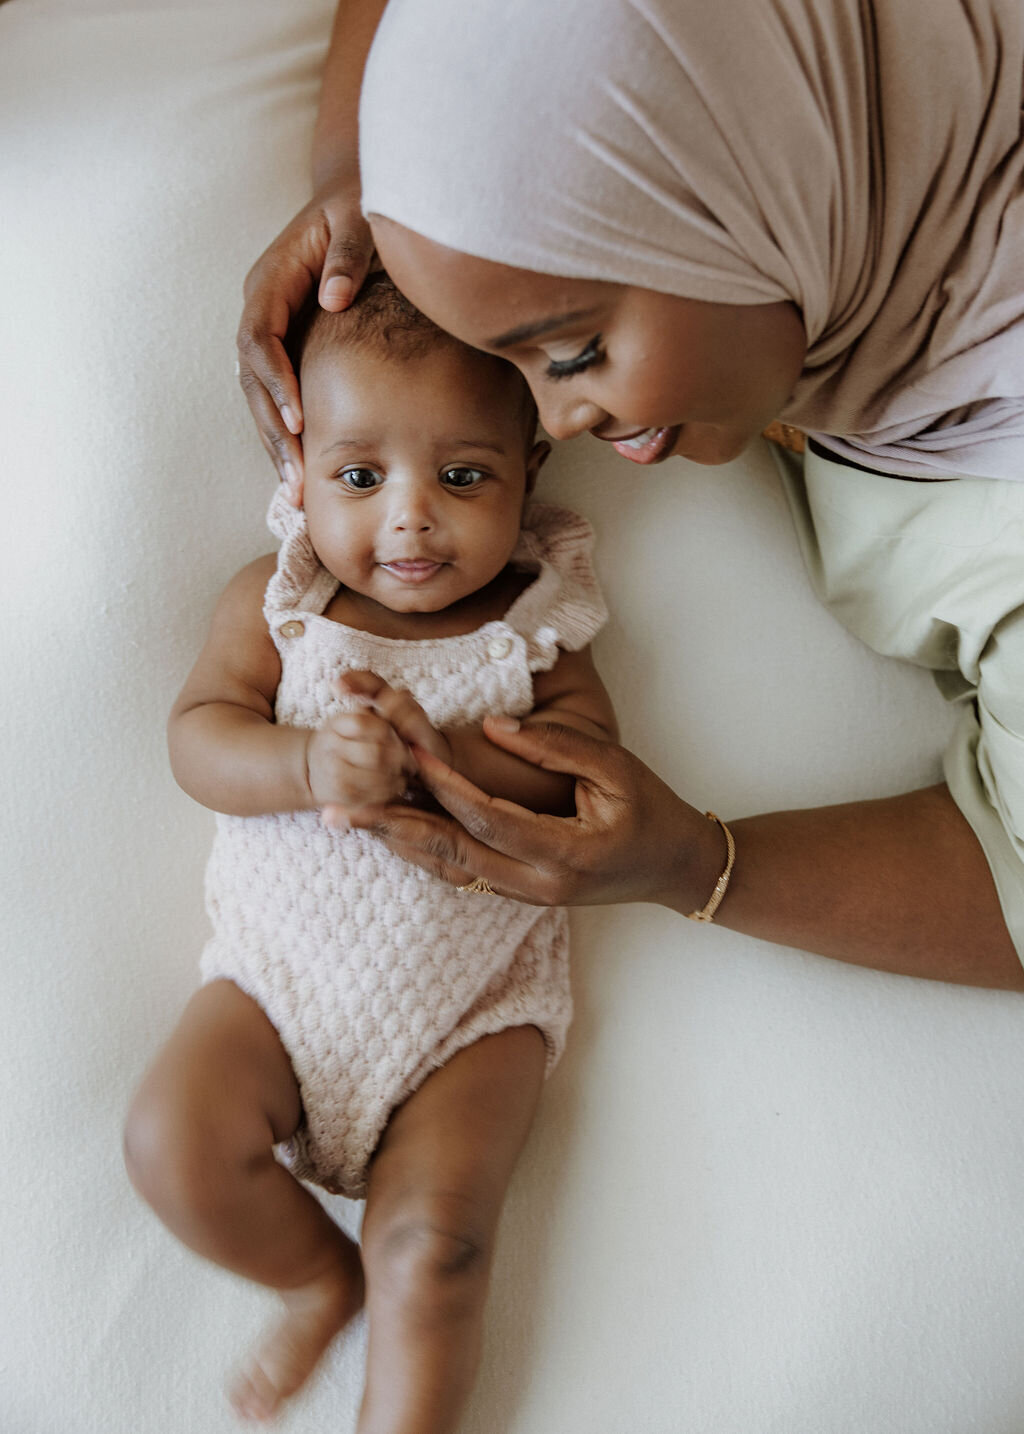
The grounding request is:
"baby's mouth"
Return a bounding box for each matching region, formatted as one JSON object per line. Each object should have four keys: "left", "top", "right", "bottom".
{"left": 379, "top": 559, "right": 446, "bottom": 584}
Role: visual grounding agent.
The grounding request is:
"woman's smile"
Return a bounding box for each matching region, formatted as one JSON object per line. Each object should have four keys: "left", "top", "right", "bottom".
{"left": 594, "top": 424, "right": 683, "bottom": 465}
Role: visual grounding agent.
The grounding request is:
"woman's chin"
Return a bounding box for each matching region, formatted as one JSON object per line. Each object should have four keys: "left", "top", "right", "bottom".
{"left": 667, "top": 422, "right": 754, "bottom": 466}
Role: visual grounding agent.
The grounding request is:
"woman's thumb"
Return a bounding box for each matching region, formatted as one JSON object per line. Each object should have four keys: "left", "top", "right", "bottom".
{"left": 482, "top": 715, "right": 605, "bottom": 778}
{"left": 319, "top": 230, "right": 375, "bottom": 311}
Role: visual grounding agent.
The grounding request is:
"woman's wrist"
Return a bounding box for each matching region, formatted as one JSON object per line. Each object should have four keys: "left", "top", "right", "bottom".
{"left": 660, "top": 799, "right": 736, "bottom": 918}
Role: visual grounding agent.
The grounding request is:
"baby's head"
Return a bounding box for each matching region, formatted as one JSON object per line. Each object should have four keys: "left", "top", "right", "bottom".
{"left": 289, "top": 273, "right": 548, "bottom": 616}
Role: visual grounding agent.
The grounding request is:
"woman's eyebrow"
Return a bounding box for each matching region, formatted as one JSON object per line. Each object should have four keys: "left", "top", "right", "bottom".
{"left": 486, "top": 308, "right": 602, "bottom": 350}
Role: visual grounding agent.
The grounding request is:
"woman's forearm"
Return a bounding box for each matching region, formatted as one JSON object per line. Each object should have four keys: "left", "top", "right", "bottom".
{"left": 313, "top": 0, "right": 390, "bottom": 191}
{"left": 696, "top": 784, "right": 1024, "bottom": 989}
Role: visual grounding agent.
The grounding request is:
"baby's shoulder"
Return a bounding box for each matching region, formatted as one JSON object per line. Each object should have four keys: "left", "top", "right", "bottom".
{"left": 212, "top": 552, "right": 278, "bottom": 620}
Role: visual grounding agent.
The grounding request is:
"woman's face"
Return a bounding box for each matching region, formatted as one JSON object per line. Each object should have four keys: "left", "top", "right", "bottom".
{"left": 372, "top": 219, "right": 807, "bottom": 468}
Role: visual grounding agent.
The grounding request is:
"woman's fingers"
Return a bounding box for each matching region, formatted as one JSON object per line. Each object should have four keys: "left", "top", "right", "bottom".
{"left": 241, "top": 363, "right": 304, "bottom": 491}
{"left": 237, "top": 231, "right": 324, "bottom": 473}
{"left": 411, "top": 747, "right": 566, "bottom": 858}
{"left": 350, "top": 802, "right": 556, "bottom": 903}
{"left": 237, "top": 191, "right": 371, "bottom": 482}
{"left": 482, "top": 715, "right": 620, "bottom": 787}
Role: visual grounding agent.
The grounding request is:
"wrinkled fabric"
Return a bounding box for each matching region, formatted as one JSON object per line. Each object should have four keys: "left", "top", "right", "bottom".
{"left": 360, "top": 0, "right": 1024, "bottom": 480}
{"left": 775, "top": 442, "right": 1024, "bottom": 962}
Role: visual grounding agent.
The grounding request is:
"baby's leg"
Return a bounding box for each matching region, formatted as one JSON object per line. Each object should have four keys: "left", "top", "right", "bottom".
{"left": 123, "top": 979, "right": 364, "bottom": 1421}
{"left": 357, "top": 1025, "right": 547, "bottom": 1434}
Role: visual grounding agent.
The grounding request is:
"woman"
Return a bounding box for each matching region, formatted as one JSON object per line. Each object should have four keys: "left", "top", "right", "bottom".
{"left": 237, "top": 0, "right": 1024, "bottom": 989}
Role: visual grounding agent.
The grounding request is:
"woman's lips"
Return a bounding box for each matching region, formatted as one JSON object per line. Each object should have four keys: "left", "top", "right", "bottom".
{"left": 380, "top": 560, "right": 445, "bottom": 584}
{"left": 599, "top": 425, "right": 682, "bottom": 465}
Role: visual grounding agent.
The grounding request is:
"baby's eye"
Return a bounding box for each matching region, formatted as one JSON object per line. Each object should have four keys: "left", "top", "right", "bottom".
{"left": 545, "top": 334, "right": 605, "bottom": 381}
{"left": 441, "top": 467, "right": 486, "bottom": 490}
{"left": 339, "top": 467, "right": 383, "bottom": 491}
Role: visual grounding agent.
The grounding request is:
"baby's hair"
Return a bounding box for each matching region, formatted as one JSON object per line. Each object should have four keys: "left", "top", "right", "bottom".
{"left": 289, "top": 272, "right": 538, "bottom": 443}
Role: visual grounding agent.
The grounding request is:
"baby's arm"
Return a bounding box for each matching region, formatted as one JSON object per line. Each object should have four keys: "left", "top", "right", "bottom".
{"left": 447, "top": 646, "right": 617, "bottom": 816}
{"left": 168, "top": 557, "right": 413, "bottom": 816}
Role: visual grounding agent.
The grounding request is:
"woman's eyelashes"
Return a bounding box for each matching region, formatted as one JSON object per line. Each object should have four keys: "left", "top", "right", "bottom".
{"left": 544, "top": 334, "right": 605, "bottom": 381}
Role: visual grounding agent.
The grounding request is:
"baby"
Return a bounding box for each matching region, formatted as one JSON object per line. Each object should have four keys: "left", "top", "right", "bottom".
{"left": 124, "top": 274, "right": 616, "bottom": 1429}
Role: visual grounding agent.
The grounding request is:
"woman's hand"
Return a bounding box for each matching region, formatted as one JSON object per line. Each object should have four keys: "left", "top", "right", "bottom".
{"left": 236, "top": 186, "right": 374, "bottom": 485}
{"left": 346, "top": 716, "right": 726, "bottom": 910}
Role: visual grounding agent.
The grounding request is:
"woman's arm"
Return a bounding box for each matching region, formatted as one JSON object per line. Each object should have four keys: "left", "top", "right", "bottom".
{"left": 236, "top": 0, "right": 387, "bottom": 483}
{"left": 347, "top": 722, "right": 1024, "bottom": 991}
{"left": 715, "top": 785, "right": 1023, "bottom": 987}
{"left": 312, "top": 0, "right": 388, "bottom": 198}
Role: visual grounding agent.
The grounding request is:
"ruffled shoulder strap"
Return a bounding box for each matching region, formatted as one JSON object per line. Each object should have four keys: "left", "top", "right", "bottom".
{"left": 506, "top": 502, "right": 608, "bottom": 673}
{"left": 262, "top": 485, "right": 339, "bottom": 620}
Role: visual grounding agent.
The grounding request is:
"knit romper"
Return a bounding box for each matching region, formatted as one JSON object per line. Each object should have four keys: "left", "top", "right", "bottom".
{"left": 199, "top": 489, "right": 607, "bottom": 1198}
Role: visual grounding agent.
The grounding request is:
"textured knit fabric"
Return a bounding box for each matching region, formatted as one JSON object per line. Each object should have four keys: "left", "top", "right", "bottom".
{"left": 360, "top": 0, "right": 1024, "bottom": 481}
{"left": 199, "top": 490, "right": 607, "bottom": 1197}
{"left": 775, "top": 444, "right": 1024, "bottom": 964}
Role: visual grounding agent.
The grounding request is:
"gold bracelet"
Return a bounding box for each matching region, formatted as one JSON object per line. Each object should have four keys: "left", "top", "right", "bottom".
{"left": 685, "top": 812, "right": 736, "bottom": 923}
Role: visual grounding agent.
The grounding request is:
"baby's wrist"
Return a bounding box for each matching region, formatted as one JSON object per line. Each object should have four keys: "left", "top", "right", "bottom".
{"left": 293, "top": 726, "right": 319, "bottom": 810}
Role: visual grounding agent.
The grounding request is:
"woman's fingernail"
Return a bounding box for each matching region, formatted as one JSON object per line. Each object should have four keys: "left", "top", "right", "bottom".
{"left": 323, "top": 276, "right": 352, "bottom": 307}
{"left": 488, "top": 715, "right": 521, "bottom": 733}
{"left": 281, "top": 405, "right": 300, "bottom": 434}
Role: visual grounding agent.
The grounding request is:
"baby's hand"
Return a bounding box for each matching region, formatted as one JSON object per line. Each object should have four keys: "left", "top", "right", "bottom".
{"left": 313, "top": 672, "right": 451, "bottom": 827}
{"left": 334, "top": 671, "right": 452, "bottom": 765}
{"left": 306, "top": 704, "right": 413, "bottom": 814}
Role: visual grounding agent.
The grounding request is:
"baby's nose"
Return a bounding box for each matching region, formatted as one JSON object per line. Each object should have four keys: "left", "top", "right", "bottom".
{"left": 387, "top": 482, "right": 436, "bottom": 530}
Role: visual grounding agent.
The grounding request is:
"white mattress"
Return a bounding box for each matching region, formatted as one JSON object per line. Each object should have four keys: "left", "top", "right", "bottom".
{"left": 2, "top": 3, "right": 1022, "bottom": 1430}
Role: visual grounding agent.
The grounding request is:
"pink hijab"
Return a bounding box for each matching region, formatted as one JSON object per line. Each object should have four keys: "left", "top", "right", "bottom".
{"left": 360, "top": 0, "right": 1024, "bottom": 479}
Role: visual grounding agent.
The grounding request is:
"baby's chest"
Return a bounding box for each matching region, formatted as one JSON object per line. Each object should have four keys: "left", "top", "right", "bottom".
{"left": 270, "top": 614, "right": 535, "bottom": 728}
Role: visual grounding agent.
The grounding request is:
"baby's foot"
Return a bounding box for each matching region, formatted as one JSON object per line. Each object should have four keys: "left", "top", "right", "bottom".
{"left": 230, "top": 1264, "right": 364, "bottom": 1422}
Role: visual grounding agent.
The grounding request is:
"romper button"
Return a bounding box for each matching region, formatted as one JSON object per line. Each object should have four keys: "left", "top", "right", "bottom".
{"left": 487, "top": 635, "right": 513, "bottom": 660}
{"left": 279, "top": 620, "right": 305, "bottom": 639}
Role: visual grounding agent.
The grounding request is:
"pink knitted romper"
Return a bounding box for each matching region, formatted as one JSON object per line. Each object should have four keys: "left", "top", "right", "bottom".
{"left": 199, "top": 489, "right": 607, "bottom": 1197}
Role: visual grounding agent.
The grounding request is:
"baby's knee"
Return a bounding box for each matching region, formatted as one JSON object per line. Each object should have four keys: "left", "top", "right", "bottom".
{"left": 123, "top": 1070, "right": 239, "bottom": 1222}
{"left": 363, "top": 1196, "right": 492, "bottom": 1324}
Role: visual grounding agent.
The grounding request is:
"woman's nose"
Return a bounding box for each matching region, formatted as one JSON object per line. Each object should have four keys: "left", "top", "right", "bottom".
{"left": 533, "top": 387, "right": 607, "bottom": 442}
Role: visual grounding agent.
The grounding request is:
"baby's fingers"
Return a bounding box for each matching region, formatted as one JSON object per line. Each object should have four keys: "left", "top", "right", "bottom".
{"left": 334, "top": 672, "right": 444, "bottom": 755}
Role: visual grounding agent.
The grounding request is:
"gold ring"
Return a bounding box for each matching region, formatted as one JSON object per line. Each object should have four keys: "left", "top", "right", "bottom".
{"left": 457, "top": 876, "right": 497, "bottom": 895}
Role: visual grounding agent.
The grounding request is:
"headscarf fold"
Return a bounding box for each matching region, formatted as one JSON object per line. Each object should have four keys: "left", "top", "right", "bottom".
{"left": 360, "top": 0, "right": 1024, "bottom": 480}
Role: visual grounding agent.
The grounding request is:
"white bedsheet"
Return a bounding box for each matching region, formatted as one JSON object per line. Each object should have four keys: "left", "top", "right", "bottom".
{"left": 2, "top": 3, "right": 1022, "bottom": 1431}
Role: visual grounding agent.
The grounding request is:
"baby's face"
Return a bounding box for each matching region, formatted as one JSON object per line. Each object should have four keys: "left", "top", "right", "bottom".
{"left": 299, "top": 344, "right": 541, "bottom": 617}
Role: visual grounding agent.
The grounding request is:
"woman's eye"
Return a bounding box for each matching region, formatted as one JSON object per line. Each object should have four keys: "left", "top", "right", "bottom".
{"left": 544, "top": 334, "right": 605, "bottom": 381}
{"left": 441, "top": 467, "right": 486, "bottom": 489}
{"left": 339, "top": 468, "right": 383, "bottom": 491}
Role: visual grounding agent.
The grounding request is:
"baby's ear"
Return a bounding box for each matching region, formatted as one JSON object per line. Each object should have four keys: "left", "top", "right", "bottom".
{"left": 282, "top": 466, "right": 304, "bottom": 508}
{"left": 524, "top": 440, "right": 551, "bottom": 496}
